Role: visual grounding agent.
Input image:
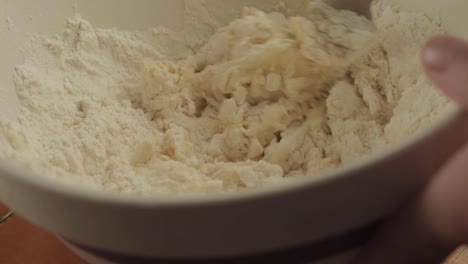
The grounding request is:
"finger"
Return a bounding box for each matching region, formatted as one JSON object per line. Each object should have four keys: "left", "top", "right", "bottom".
{"left": 423, "top": 35, "right": 468, "bottom": 108}
{"left": 354, "top": 35, "right": 468, "bottom": 264}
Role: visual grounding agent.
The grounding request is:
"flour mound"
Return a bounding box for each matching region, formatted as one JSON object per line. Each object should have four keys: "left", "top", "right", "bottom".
{"left": 0, "top": 2, "right": 453, "bottom": 196}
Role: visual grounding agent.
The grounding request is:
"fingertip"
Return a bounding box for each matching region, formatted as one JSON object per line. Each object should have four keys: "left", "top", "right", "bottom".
{"left": 422, "top": 35, "right": 454, "bottom": 73}
{"left": 422, "top": 35, "right": 468, "bottom": 108}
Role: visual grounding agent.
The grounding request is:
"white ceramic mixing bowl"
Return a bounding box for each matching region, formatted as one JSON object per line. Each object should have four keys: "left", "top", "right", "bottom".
{"left": 1, "top": 0, "right": 468, "bottom": 263}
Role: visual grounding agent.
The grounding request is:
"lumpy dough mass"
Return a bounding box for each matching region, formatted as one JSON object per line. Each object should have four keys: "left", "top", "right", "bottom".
{"left": 0, "top": 1, "right": 453, "bottom": 195}
{"left": 132, "top": 5, "right": 376, "bottom": 193}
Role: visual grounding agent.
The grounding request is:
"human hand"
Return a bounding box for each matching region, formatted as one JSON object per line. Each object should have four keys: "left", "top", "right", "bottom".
{"left": 354, "top": 35, "right": 468, "bottom": 264}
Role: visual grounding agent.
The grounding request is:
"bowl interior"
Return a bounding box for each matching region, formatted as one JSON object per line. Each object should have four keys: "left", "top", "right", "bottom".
{"left": 0, "top": 0, "right": 467, "bottom": 201}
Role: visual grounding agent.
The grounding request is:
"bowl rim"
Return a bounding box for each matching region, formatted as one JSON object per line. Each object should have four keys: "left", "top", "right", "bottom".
{"left": 0, "top": 108, "right": 461, "bottom": 207}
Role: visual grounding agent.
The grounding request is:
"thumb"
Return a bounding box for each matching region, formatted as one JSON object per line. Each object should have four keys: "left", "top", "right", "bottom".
{"left": 354, "top": 140, "right": 468, "bottom": 264}
{"left": 423, "top": 35, "right": 468, "bottom": 108}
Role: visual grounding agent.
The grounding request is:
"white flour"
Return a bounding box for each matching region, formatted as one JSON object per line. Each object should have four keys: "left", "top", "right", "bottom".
{"left": 0, "top": 1, "right": 454, "bottom": 195}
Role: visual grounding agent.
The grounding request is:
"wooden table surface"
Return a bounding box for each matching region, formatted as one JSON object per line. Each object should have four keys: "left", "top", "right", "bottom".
{"left": 0, "top": 204, "right": 466, "bottom": 264}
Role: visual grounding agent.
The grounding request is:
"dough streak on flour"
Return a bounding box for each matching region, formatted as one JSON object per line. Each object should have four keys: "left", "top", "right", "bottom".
{"left": 0, "top": 1, "right": 454, "bottom": 195}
